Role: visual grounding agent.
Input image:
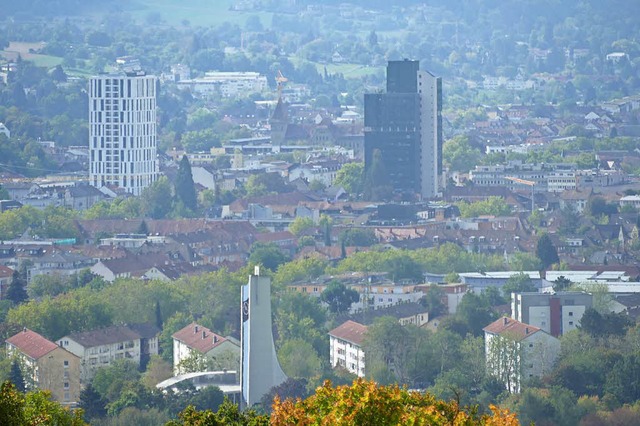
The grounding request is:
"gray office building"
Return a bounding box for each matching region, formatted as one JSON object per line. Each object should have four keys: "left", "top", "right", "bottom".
{"left": 511, "top": 292, "right": 593, "bottom": 337}
{"left": 364, "top": 60, "right": 442, "bottom": 199}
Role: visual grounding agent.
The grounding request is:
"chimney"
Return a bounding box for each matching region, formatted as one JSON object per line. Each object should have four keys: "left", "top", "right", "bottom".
{"left": 213, "top": 335, "right": 219, "bottom": 344}
{"left": 194, "top": 325, "right": 199, "bottom": 333}
{"left": 503, "top": 317, "right": 508, "bottom": 325}
{"left": 202, "top": 331, "right": 206, "bottom": 339}
{"left": 525, "top": 327, "right": 530, "bottom": 335}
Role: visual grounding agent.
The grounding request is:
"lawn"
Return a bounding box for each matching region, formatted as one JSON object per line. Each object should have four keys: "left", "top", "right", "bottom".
{"left": 1, "top": 41, "right": 63, "bottom": 68}
{"left": 127, "top": 0, "right": 273, "bottom": 28}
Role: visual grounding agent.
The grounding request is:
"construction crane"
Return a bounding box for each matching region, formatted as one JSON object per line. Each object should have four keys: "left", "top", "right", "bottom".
{"left": 275, "top": 70, "right": 288, "bottom": 98}
{"left": 505, "top": 176, "right": 535, "bottom": 212}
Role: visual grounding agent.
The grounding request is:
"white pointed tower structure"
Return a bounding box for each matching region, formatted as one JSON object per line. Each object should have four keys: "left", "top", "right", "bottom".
{"left": 241, "top": 266, "right": 287, "bottom": 406}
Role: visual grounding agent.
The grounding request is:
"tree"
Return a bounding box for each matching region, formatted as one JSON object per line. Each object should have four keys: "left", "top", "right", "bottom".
{"left": 421, "top": 285, "right": 447, "bottom": 317}
{"left": 260, "top": 378, "right": 309, "bottom": 413}
{"left": 553, "top": 276, "right": 572, "bottom": 292}
{"left": 270, "top": 379, "right": 518, "bottom": 425}
{"left": 6, "top": 271, "right": 28, "bottom": 305}
{"left": 339, "top": 228, "right": 377, "bottom": 247}
{"left": 278, "top": 339, "right": 322, "bottom": 379}
{"left": 363, "top": 149, "right": 392, "bottom": 201}
{"left": 141, "top": 177, "right": 173, "bottom": 219}
{"left": 456, "top": 292, "right": 498, "bottom": 336}
{"left": 8, "top": 360, "right": 25, "bottom": 393}
{"left": 536, "top": 233, "right": 560, "bottom": 269}
{"left": 288, "top": 217, "right": 314, "bottom": 236}
{"left": 334, "top": 163, "right": 364, "bottom": 196}
{"left": 579, "top": 308, "right": 632, "bottom": 338}
{"left": 248, "top": 242, "right": 289, "bottom": 272}
{"left": 443, "top": 135, "right": 482, "bottom": 172}
{"left": 502, "top": 273, "right": 537, "bottom": 297}
{"left": 175, "top": 155, "right": 197, "bottom": 211}
{"left": 176, "top": 351, "right": 213, "bottom": 374}
{"left": 167, "top": 397, "right": 268, "bottom": 425}
{"left": 78, "top": 383, "right": 106, "bottom": 421}
{"left": 320, "top": 280, "right": 359, "bottom": 314}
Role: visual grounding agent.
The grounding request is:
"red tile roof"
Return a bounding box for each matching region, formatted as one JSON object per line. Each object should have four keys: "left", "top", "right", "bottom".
{"left": 172, "top": 322, "right": 228, "bottom": 354}
{"left": 0, "top": 265, "right": 13, "bottom": 278}
{"left": 329, "top": 320, "right": 368, "bottom": 346}
{"left": 6, "top": 329, "right": 58, "bottom": 360}
{"left": 483, "top": 317, "right": 541, "bottom": 341}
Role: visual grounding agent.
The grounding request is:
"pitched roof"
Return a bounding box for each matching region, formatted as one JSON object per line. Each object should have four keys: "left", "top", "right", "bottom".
{"left": 6, "top": 328, "right": 58, "bottom": 360}
{"left": 328, "top": 320, "right": 368, "bottom": 346}
{"left": 127, "top": 322, "right": 161, "bottom": 339}
{"left": 172, "top": 322, "right": 229, "bottom": 354}
{"left": 65, "top": 325, "right": 142, "bottom": 348}
{"left": 0, "top": 265, "right": 14, "bottom": 278}
{"left": 483, "top": 317, "right": 541, "bottom": 341}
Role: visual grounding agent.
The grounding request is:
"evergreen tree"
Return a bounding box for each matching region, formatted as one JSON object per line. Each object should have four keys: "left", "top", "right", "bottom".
{"left": 6, "top": 271, "right": 28, "bottom": 305}
{"left": 136, "top": 220, "right": 149, "bottom": 235}
{"left": 78, "top": 383, "right": 107, "bottom": 421}
{"left": 9, "top": 360, "right": 25, "bottom": 393}
{"left": 536, "top": 233, "right": 560, "bottom": 269}
{"left": 175, "top": 155, "right": 197, "bottom": 211}
{"left": 363, "top": 149, "right": 393, "bottom": 201}
{"left": 155, "top": 300, "right": 163, "bottom": 330}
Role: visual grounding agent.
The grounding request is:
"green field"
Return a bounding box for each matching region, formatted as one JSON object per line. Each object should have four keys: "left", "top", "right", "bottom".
{"left": 127, "top": 0, "right": 272, "bottom": 28}
{"left": 1, "top": 42, "right": 63, "bottom": 68}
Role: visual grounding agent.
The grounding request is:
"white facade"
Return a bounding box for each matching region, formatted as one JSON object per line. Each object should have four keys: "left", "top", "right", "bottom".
{"left": 328, "top": 321, "right": 367, "bottom": 378}
{"left": 418, "top": 70, "right": 442, "bottom": 199}
{"left": 89, "top": 72, "right": 158, "bottom": 196}
{"left": 177, "top": 72, "right": 268, "bottom": 98}
{"left": 484, "top": 318, "right": 560, "bottom": 393}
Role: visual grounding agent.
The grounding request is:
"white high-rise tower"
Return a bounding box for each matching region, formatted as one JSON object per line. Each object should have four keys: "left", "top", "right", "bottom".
{"left": 89, "top": 71, "right": 158, "bottom": 196}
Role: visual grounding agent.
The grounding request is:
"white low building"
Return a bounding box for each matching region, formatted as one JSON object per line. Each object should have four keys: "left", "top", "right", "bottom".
{"left": 172, "top": 322, "right": 240, "bottom": 375}
{"left": 177, "top": 72, "right": 268, "bottom": 98}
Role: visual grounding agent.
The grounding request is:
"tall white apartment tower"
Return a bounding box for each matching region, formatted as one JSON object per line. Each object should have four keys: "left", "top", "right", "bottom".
{"left": 89, "top": 72, "right": 158, "bottom": 196}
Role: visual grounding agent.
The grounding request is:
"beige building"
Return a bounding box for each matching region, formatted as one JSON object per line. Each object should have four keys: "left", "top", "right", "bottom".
{"left": 6, "top": 328, "right": 81, "bottom": 406}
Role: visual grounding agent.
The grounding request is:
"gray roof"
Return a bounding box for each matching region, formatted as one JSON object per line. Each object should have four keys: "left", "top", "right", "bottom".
{"left": 65, "top": 325, "right": 142, "bottom": 348}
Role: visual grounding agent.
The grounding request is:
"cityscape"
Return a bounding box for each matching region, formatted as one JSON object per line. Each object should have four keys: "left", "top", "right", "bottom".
{"left": 1, "top": 0, "right": 640, "bottom": 424}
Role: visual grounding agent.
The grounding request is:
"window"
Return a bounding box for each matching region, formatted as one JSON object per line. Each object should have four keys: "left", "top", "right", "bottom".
{"left": 64, "top": 382, "right": 69, "bottom": 389}
{"left": 63, "top": 360, "right": 69, "bottom": 367}
{"left": 569, "top": 321, "right": 574, "bottom": 326}
{"left": 568, "top": 312, "right": 573, "bottom": 317}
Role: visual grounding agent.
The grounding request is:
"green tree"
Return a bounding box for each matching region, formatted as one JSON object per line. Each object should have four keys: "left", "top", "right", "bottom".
{"left": 78, "top": 383, "right": 106, "bottom": 422}
{"left": 175, "top": 156, "right": 197, "bottom": 212}
{"left": 141, "top": 177, "right": 173, "bottom": 219}
{"left": 455, "top": 292, "right": 498, "bottom": 336}
{"left": 91, "top": 360, "right": 141, "bottom": 403}
{"left": 248, "top": 242, "right": 290, "bottom": 272}
{"left": 288, "top": 217, "right": 315, "bottom": 236}
{"left": 502, "top": 273, "right": 537, "bottom": 297}
{"left": 6, "top": 271, "right": 28, "bottom": 305}
{"left": 320, "top": 280, "right": 359, "bottom": 314}
{"left": 334, "top": 163, "right": 364, "bottom": 196}
{"left": 278, "top": 339, "right": 322, "bottom": 379}
{"left": 8, "top": 360, "right": 25, "bottom": 393}
{"left": 363, "top": 149, "right": 392, "bottom": 201}
{"left": 421, "top": 285, "right": 447, "bottom": 317}
{"left": 553, "top": 276, "right": 572, "bottom": 292}
{"left": 456, "top": 197, "right": 511, "bottom": 218}
{"left": 535, "top": 233, "right": 559, "bottom": 269}
{"left": 443, "top": 135, "right": 482, "bottom": 172}
{"left": 339, "top": 228, "right": 377, "bottom": 247}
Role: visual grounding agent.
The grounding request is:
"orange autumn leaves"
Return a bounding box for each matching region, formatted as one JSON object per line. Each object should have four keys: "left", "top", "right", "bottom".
{"left": 270, "top": 379, "right": 519, "bottom": 426}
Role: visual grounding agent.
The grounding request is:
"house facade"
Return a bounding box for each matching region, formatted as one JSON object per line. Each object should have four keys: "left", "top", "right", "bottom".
{"left": 484, "top": 317, "right": 560, "bottom": 393}
{"left": 172, "top": 322, "right": 240, "bottom": 375}
{"left": 511, "top": 291, "right": 592, "bottom": 337}
{"left": 6, "top": 329, "right": 81, "bottom": 406}
{"left": 57, "top": 324, "right": 158, "bottom": 383}
{"left": 328, "top": 320, "right": 367, "bottom": 377}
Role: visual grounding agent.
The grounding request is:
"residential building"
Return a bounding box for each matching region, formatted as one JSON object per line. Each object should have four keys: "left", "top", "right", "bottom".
{"left": 484, "top": 317, "right": 560, "bottom": 393}
{"left": 511, "top": 291, "right": 593, "bottom": 337}
{"left": 57, "top": 324, "right": 158, "bottom": 382}
{"left": 6, "top": 328, "right": 81, "bottom": 406}
{"left": 172, "top": 322, "right": 240, "bottom": 375}
{"left": 364, "top": 59, "right": 442, "bottom": 199}
{"left": 89, "top": 71, "right": 158, "bottom": 196}
{"left": 328, "top": 320, "right": 367, "bottom": 377}
{"left": 177, "top": 72, "right": 268, "bottom": 98}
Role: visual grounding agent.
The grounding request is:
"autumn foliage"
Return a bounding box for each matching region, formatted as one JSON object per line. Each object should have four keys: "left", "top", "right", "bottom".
{"left": 270, "top": 379, "right": 519, "bottom": 426}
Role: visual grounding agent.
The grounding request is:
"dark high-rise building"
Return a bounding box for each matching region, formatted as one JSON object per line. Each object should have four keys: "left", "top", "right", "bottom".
{"left": 364, "top": 60, "right": 442, "bottom": 199}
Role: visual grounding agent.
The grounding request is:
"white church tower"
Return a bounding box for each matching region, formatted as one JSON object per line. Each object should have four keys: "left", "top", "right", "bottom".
{"left": 241, "top": 267, "right": 287, "bottom": 406}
